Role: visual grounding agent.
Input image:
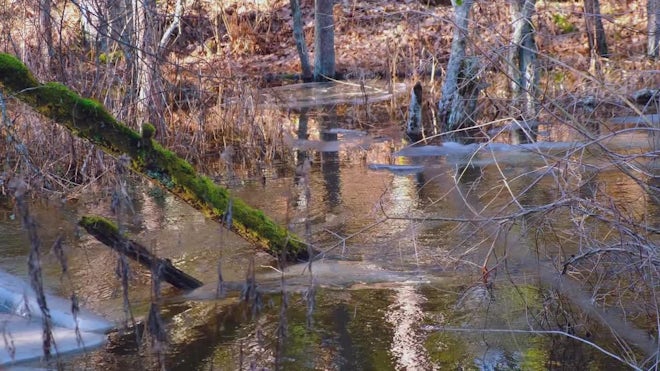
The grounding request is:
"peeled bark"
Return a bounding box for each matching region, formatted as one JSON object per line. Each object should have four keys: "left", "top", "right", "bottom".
{"left": 313, "top": 0, "right": 335, "bottom": 81}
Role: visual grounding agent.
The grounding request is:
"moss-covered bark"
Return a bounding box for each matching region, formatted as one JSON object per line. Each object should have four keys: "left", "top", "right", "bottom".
{"left": 0, "top": 53, "right": 308, "bottom": 261}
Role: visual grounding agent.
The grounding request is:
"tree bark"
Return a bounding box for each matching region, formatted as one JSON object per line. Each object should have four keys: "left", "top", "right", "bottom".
{"left": 406, "top": 82, "right": 423, "bottom": 142}
{"left": 584, "top": 0, "right": 609, "bottom": 58}
{"left": 509, "top": 0, "right": 539, "bottom": 143}
{"left": 313, "top": 0, "right": 335, "bottom": 81}
{"left": 649, "top": 0, "right": 660, "bottom": 58}
{"left": 0, "top": 53, "right": 309, "bottom": 261}
{"left": 438, "top": 0, "right": 478, "bottom": 141}
{"left": 39, "top": 0, "right": 54, "bottom": 67}
{"left": 291, "top": 0, "right": 312, "bottom": 81}
{"left": 133, "top": 0, "right": 167, "bottom": 139}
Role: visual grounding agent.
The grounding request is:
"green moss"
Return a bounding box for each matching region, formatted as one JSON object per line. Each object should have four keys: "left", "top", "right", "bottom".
{"left": 552, "top": 14, "right": 576, "bottom": 34}
{"left": 0, "top": 53, "right": 39, "bottom": 92}
{"left": 141, "top": 123, "right": 156, "bottom": 139}
{"left": 98, "top": 51, "right": 123, "bottom": 64}
{"left": 79, "top": 215, "right": 120, "bottom": 235}
{"left": 0, "top": 53, "right": 308, "bottom": 260}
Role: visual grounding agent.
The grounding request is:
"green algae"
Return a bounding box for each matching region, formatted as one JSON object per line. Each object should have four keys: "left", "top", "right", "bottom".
{"left": 0, "top": 53, "right": 307, "bottom": 260}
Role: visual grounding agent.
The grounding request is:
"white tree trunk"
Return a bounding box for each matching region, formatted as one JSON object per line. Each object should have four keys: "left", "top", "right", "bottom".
{"left": 649, "top": 0, "right": 660, "bottom": 58}
{"left": 133, "top": 0, "right": 167, "bottom": 138}
{"left": 438, "top": 0, "right": 477, "bottom": 139}
{"left": 509, "top": 0, "right": 539, "bottom": 122}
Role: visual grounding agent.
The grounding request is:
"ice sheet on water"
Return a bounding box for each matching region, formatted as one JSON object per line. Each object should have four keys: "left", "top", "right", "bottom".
{"left": 0, "top": 269, "right": 113, "bottom": 333}
{"left": 368, "top": 164, "right": 424, "bottom": 174}
{"left": 0, "top": 313, "right": 106, "bottom": 366}
{"left": 0, "top": 269, "right": 112, "bottom": 366}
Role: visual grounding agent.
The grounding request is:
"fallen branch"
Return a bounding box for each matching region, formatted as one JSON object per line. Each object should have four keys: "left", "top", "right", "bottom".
{"left": 79, "top": 215, "right": 203, "bottom": 290}
{"left": 0, "top": 53, "right": 308, "bottom": 260}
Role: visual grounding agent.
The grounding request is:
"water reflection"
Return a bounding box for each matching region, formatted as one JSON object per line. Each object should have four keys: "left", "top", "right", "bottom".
{"left": 1, "top": 96, "right": 658, "bottom": 369}
{"left": 386, "top": 286, "right": 434, "bottom": 370}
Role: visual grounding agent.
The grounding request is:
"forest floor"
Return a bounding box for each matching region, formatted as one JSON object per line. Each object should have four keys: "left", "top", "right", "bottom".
{"left": 168, "top": 0, "right": 655, "bottom": 93}
{"left": 155, "top": 0, "right": 658, "bottom": 141}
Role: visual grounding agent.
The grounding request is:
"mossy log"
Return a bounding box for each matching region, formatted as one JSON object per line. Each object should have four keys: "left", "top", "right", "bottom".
{"left": 79, "top": 216, "right": 203, "bottom": 290}
{"left": 0, "top": 53, "right": 308, "bottom": 260}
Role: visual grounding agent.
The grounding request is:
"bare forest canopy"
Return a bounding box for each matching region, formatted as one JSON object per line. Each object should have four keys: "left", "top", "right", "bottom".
{"left": 0, "top": 53, "right": 308, "bottom": 261}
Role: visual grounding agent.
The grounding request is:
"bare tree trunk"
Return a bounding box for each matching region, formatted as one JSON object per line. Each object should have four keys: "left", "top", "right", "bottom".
{"left": 438, "top": 0, "right": 479, "bottom": 141}
{"left": 313, "top": 0, "right": 335, "bottom": 82}
{"left": 584, "top": 0, "right": 609, "bottom": 58}
{"left": 133, "top": 0, "right": 167, "bottom": 139}
{"left": 649, "top": 0, "right": 660, "bottom": 58}
{"left": 291, "top": 0, "right": 312, "bottom": 81}
{"left": 39, "top": 0, "right": 53, "bottom": 67}
{"left": 509, "top": 0, "right": 539, "bottom": 143}
{"left": 78, "top": 0, "right": 108, "bottom": 53}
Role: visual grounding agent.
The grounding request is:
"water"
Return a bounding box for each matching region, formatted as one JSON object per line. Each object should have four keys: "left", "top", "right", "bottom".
{"left": 0, "top": 99, "right": 658, "bottom": 369}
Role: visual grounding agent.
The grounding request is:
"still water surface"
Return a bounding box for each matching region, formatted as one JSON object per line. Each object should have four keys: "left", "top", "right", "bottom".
{"left": 1, "top": 103, "right": 657, "bottom": 369}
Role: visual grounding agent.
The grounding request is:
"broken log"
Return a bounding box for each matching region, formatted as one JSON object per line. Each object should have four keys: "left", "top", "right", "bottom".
{"left": 79, "top": 215, "right": 203, "bottom": 290}
{"left": 0, "top": 53, "right": 308, "bottom": 261}
{"left": 406, "top": 82, "right": 424, "bottom": 142}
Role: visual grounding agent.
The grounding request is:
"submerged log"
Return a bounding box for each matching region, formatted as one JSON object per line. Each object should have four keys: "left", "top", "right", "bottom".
{"left": 0, "top": 53, "right": 308, "bottom": 261}
{"left": 79, "top": 216, "right": 203, "bottom": 290}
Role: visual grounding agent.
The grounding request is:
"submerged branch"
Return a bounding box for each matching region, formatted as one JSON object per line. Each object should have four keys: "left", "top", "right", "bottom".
{"left": 79, "top": 215, "right": 203, "bottom": 290}
{"left": 0, "top": 53, "right": 308, "bottom": 260}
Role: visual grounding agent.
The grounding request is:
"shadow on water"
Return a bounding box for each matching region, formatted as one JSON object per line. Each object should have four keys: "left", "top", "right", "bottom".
{"left": 2, "top": 82, "right": 658, "bottom": 369}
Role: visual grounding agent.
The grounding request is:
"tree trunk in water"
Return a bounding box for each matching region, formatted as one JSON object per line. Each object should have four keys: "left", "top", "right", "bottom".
{"left": 313, "top": 0, "right": 335, "bottom": 82}
{"left": 584, "top": 0, "right": 609, "bottom": 58}
{"left": 509, "top": 0, "right": 539, "bottom": 144}
{"left": 438, "top": 0, "right": 479, "bottom": 141}
{"left": 291, "top": 0, "right": 312, "bottom": 81}
{"left": 134, "top": 0, "right": 167, "bottom": 139}
{"left": 649, "top": 0, "right": 660, "bottom": 58}
{"left": 406, "top": 82, "right": 423, "bottom": 142}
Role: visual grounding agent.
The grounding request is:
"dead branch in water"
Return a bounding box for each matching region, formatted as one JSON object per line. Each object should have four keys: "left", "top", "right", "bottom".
{"left": 78, "top": 215, "right": 203, "bottom": 290}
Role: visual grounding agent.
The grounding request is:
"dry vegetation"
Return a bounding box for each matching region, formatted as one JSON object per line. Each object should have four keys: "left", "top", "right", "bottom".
{"left": 0, "top": 0, "right": 658, "bottom": 368}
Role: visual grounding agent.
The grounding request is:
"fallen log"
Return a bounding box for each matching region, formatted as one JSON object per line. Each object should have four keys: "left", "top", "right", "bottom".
{"left": 0, "top": 53, "right": 308, "bottom": 261}
{"left": 79, "top": 215, "right": 203, "bottom": 290}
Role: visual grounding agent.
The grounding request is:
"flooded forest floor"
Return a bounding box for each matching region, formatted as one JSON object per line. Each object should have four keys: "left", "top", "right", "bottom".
{"left": 0, "top": 0, "right": 659, "bottom": 369}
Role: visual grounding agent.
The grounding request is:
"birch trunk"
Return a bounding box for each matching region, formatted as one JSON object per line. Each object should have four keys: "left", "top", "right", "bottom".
{"left": 438, "top": 0, "right": 479, "bottom": 141}
{"left": 509, "top": 0, "right": 539, "bottom": 143}
{"left": 133, "top": 0, "right": 167, "bottom": 139}
{"left": 649, "top": 0, "right": 660, "bottom": 58}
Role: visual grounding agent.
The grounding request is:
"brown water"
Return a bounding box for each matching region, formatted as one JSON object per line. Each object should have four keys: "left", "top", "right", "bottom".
{"left": 1, "top": 99, "right": 658, "bottom": 370}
